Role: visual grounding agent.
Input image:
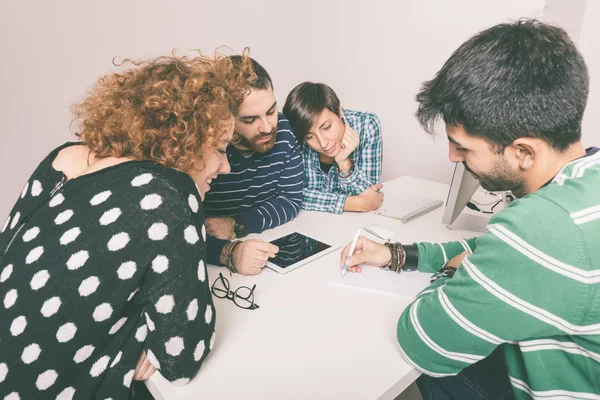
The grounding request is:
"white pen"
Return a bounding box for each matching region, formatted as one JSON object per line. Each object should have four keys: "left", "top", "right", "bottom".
{"left": 341, "top": 227, "right": 362, "bottom": 277}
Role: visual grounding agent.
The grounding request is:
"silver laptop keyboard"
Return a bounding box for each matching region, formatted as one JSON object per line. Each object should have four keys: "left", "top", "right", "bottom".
{"left": 376, "top": 197, "right": 443, "bottom": 223}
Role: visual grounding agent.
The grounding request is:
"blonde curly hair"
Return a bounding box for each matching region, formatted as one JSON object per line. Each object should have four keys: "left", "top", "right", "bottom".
{"left": 71, "top": 52, "right": 255, "bottom": 176}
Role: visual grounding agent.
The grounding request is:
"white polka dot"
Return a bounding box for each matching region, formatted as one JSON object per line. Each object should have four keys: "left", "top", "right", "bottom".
{"left": 4, "top": 393, "right": 19, "bottom": 400}
{"left": 193, "top": 340, "right": 205, "bottom": 361}
{"left": 109, "top": 317, "right": 127, "bottom": 335}
{"left": 66, "top": 250, "right": 89, "bottom": 270}
{"left": 117, "top": 261, "right": 136, "bottom": 280}
{"left": 56, "top": 323, "right": 77, "bottom": 343}
{"left": 197, "top": 260, "right": 206, "bottom": 281}
{"left": 186, "top": 299, "right": 198, "bottom": 321}
{"left": 99, "top": 208, "right": 121, "bottom": 226}
{"left": 93, "top": 303, "right": 113, "bottom": 322}
{"left": 123, "top": 370, "right": 135, "bottom": 388}
{"left": 54, "top": 209, "right": 74, "bottom": 225}
{"left": 0, "top": 264, "right": 13, "bottom": 283}
{"left": 131, "top": 173, "right": 153, "bottom": 187}
{"left": 56, "top": 386, "right": 76, "bottom": 400}
{"left": 4, "top": 289, "right": 17, "bottom": 309}
{"left": 36, "top": 369, "right": 58, "bottom": 390}
{"left": 74, "top": 345, "right": 95, "bottom": 363}
{"left": 21, "top": 343, "right": 41, "bottom": 364}
{"left": 31, "top": 180, "right": 43, "bottom": 197}
{"left": 110, "top": 351, "right": 122, "bottom": 368}
{"left": 22, "top": 227, "right": 40, "bottom": 242}
{"left": 148, "top": 223, "right": 168, "bottom": 241}
{"left": 41, "top": 296, "right": 61, "bottom": 317}
{"left": 209, "top": 332, "right": 216, "bottom": 350}
{"left": 152, "top": 255, "right": 169, "bottom": 274}
{"left": 165, "top": 336, "right": 184, "bottom": 356}
{"left": 184, "top": 225, "right": 199, "bottom": 244}
{"left": 145, "top": 312, "right": 155, "bottom": 331}
{"left": 78, "top": 276, "right": 100, "bottom": 297}
{"left": 1, "top": 215, "right": 10, "bottom": 233}
{"left": 0, "top": 363, "right": 7, "bottom": 383}
{"left": 127, "top": 288, "right": 139, "bottom": 302}
{"left": 135, "top": 325, "right": 147, "bottom": 342}
{"left": 188, "top": 195, "right": 199, "bottom": 213}
{"left": 10, "top": 316, "right": 27, "bottom": 336}
{"left": 26, "top": 246, "right": 44, "bottom": 264}
{"left": 107, "top": 232, "right": 129, "bottom": 251}
{"left": 205, "top": 305, "right": 213, "bottom": 324}
{"left": 10, "top": 212, "right": 20, "bottom": 229}
{"left": 49, "top": 193, "right": 65, "bottom": 207}
{"left": 140, "top": 194, "right": 162, "bottom": 210}
{"left": 146, "top": 349, "right": 161, "bottom": 369}
{"left": 202, "top": 224, "right": 206, "bottom": 241}
{"left": 30, "top": 269, "right": 50, "bottom": 290}
{"left": 90, "top": 190, "right": 112, "bottom": 206}
{"left": 155, "top": 295, "right": 175, "bottom": 314}
{"left": 20, "top": 181, "right": 29, "bottom": 198}
{"left": 90, "top": 355, "right": 110, "bottom": 377}
{"left": 60, "top": 227, "right": 81, "bottom": 245}
{"left": 172, "top": 378, "right": 190, "bottom": 386}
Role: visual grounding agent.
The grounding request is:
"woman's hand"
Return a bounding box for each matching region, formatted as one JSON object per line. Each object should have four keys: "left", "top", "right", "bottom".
{"left": 335, "top": 125, "right": 360, "bottom": 171}
{"left": 340, "top": 236, "right": 391, "bottom": 273}
{"left": 133, "top": 350, "right": 157, "bottom": 381}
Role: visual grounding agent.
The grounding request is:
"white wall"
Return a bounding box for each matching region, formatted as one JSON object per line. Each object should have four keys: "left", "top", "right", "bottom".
{"left": 4, "top": 0, "right": 594, "bottom": 219}
{"left": 579, "top": 1, "right": 600, "bottom": 148}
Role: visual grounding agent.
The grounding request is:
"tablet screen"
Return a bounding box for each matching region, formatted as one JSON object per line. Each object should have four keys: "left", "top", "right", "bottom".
{"left": 269, "top": 232, "right": 331, "bottom": 268}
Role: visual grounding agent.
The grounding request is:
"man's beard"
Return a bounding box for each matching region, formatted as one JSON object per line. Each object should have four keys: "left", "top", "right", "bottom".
{"left": 236, "top": 128, "right": 277, "bottom": 153}
{"left": 463, "top": 160, "right": 526, "bottom": 198}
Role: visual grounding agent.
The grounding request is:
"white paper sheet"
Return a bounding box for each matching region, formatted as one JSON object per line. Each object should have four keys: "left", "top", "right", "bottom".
{"left": 329, "top": 265, "right": 433, "bottom": 299}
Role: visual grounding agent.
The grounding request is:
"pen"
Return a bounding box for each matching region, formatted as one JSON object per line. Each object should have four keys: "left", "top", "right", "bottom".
{"left": 341, "top": 227, "right": 362, "bottom": 277}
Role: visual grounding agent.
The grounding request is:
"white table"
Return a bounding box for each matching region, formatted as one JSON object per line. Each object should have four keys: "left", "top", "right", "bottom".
{"left": 147, "top": 176, "right": 476, "bottom": 400}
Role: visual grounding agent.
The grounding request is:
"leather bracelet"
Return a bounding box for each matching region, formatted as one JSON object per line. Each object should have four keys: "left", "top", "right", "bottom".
{"left": 382, "top": 242, "right": 405, "bottom": 273}
{"left": 226, "top": 240, "right": 242, "bottom": 274}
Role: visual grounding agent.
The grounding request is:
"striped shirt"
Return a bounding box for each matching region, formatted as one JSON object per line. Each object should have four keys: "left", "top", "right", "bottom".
{"left": 203, "top": 113, "right": 304, "bottom": 264}
{"left": 398, "top": 148, "right": 600, "bottom": 399}
{"left": 301, "top": 109, "right": 383, "bottom": 214}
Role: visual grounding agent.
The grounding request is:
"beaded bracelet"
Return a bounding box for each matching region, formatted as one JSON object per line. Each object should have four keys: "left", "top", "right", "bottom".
{"left": 382, "top": 242, "right": 405, "bottom": 273}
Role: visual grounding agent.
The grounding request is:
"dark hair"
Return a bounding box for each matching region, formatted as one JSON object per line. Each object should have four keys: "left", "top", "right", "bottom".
{"left": 283, "top": 82, "right": 341, "bottom": 142}
{"left": 416, "top": 19, "right": 589, "bottom": 152}
{"left": 228, "top": 55, "right": 273, "bottom": 91}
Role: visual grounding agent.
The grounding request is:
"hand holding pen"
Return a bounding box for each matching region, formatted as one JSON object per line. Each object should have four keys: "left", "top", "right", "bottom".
{"left": 340, "top": 233, "right": 393, "bottom": 274}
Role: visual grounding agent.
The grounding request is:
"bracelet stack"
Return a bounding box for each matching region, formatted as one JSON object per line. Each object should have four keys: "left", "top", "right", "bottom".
{"left": 226, "top": 240, "right": 242, "bottom": 274}
{"left": 382, "top": 242, "right": 406, "bottom": 273}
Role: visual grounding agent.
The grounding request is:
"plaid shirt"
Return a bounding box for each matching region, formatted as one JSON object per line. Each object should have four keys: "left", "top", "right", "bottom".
{"left": 301, "top": 109, "right": 383, "bottom": 213}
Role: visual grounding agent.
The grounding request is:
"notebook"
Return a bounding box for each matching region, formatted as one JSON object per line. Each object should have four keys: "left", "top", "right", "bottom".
{"left": 329, "top": 266, "right": 433, "bottom": 298}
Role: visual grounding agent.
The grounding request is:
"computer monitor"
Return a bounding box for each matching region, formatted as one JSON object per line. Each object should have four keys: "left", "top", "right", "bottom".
{"left": 442, "top": 163, "right": 489, "bottom": 234}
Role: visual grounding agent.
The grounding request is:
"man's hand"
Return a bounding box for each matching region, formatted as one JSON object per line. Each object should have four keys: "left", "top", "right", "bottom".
{"left": 233, "top": 239, "right": 279, "bottom": 275}
{"left": 446, "top": 251, "right": 469, "bottom": 269}
{"left": 133, "top": 350, "right": 156, "bottom": 381}
{"left": 206, "top": 217, "right": 235, "bottom": 240}
{"left": 358, "top": 183, "right": 384, "bottom": 211}
{"left": 335, "top": 125, "right": 360, "bottom": 171}
{"left": 340, "top": 236, "right": 391, "bottom": 273}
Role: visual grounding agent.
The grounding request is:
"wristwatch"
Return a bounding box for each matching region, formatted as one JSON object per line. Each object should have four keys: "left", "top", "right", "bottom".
{"left": 233, "top": 215, "right": 248, "bottom": 238}
{"left": 338, "top": 159, "right": 354, "bottom": 179}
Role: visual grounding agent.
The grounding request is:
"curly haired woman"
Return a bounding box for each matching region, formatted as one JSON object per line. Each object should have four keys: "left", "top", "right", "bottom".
{"left": 0, "top": 53, "right": 253, "bottom": 399}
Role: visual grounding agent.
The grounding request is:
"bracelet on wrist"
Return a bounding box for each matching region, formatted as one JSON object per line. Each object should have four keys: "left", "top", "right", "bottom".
{"left": 226, "top": 240, "right": 242, "bottom": 274}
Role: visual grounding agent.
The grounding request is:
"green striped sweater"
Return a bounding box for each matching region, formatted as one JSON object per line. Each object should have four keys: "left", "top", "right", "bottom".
{"left": 397, "top": 151, "right": 600, "bottom": 399}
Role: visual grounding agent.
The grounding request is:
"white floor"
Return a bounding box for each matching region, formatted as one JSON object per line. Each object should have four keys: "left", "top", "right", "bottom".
{"left": 395, "top": 382, "right": 422, "bottom": 400}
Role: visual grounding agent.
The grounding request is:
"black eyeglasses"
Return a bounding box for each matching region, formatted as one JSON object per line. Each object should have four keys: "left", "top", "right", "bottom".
{"left": 211, "top": 273, "right": 259, "bottom": 310}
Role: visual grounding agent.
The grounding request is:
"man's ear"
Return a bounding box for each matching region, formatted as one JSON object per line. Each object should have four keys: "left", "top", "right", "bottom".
{"left": 510, "top": 138, "right": 537, "bottom": 170}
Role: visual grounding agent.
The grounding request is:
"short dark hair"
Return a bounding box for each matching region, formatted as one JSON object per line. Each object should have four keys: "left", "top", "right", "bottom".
{"left": 416, "top": 19, "right": 589, "bottom": 152}
{"left": 283, "top": 82, "right": 341, "bottom": 142}
{"left": 229, "top": 55, "right": 273, "bottom": 91}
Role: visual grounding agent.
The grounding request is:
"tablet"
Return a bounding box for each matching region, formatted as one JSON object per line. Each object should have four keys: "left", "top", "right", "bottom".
{"left": 264, "top": 232, "right": 339, "bottom": 274}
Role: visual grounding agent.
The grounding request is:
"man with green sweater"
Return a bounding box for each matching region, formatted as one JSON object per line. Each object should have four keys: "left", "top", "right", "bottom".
{"left": 341, "top": 20, "right": 600, "bottom": 399}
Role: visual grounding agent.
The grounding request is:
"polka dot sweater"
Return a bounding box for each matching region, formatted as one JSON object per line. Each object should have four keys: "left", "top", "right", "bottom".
{"left": 0, "top": 143, "right": 215, "bottom": 399}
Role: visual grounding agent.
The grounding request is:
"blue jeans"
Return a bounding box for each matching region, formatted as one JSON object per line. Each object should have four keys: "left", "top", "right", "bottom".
{"left": 416, "top": 347, "right": 515, "bottom": 400}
